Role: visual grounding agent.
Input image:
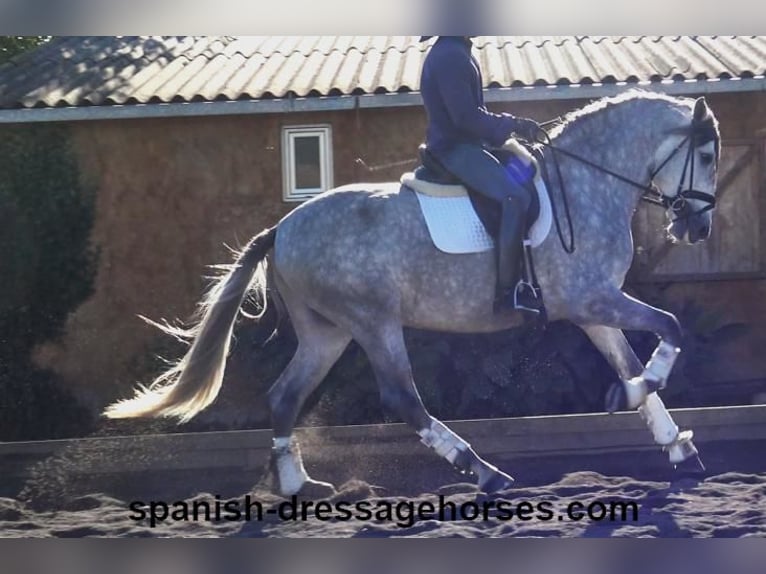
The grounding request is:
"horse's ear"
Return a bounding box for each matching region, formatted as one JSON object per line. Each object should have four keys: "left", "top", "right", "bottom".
{"left": 693, "top": 97, "right": 709, "bottom": 122}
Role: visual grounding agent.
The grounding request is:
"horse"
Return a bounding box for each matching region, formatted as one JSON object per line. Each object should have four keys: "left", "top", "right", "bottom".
{"left": 104, "top": 90, "right": 721, "bottom": 496}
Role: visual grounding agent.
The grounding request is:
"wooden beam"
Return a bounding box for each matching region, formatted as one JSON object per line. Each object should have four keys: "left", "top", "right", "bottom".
{"left": 2, "top": 405, "right": 765, "bottom": 478}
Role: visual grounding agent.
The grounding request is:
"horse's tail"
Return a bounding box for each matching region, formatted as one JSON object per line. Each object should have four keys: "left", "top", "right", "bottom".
{"left": 103, "top": 226, "right": 278, "bottom": 422}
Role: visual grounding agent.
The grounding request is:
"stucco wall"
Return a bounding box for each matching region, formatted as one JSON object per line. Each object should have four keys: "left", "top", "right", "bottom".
{"left": 33, "top": 113, "right": 296, "bottom": 403}
{"left": 30, "top": 106, "right": 435, "bottom": 404}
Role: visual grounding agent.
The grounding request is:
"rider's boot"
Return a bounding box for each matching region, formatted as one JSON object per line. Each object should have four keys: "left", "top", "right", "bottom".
{"left": 494, "top": 197, "right": 543, "bottom": 315}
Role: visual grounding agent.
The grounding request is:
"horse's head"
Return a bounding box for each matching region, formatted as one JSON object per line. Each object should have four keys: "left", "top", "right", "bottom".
{"left": 648, "top": 97, "right": 720, "bottom": 244}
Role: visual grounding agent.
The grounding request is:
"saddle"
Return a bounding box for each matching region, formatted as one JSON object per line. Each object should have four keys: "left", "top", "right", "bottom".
{"left": 411, "top": 143, "right": 541, "bottom": 239}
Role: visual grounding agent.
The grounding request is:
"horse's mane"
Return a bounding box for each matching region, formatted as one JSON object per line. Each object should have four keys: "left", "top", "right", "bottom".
{"left": 548, "top": 89, "right": 693, "bottom": 139}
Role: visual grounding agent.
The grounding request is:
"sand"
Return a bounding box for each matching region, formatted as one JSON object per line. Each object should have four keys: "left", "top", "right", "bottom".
{"left": 2, "top": 470, "right": 764, "bottom": 538}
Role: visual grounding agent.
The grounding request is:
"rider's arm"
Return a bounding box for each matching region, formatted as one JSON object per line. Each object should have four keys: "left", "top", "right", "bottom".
{"left": 432, "top": 49, "right": 518, "bottom": 147}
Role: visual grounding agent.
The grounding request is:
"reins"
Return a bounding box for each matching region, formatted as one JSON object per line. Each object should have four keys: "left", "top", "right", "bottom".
{"left": 531, "top": 131, "right": 576, "bottom": 254}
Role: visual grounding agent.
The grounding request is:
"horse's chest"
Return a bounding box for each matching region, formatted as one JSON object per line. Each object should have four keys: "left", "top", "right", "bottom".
{"left": 581, "top": 232, "right": 635, "bottom": 283}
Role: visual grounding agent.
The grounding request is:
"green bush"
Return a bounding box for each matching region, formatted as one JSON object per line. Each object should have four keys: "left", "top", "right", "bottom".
{"left": 0, "top": 124, "right": 97, "bottom": 440}
{"left": 0, "top": 363, "right": 93, "bottom": 441}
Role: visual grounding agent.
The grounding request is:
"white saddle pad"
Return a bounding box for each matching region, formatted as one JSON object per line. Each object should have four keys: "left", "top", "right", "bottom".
{"left": 411, "top": 192, "right": 496, "bottom": 253}
{"left": 402, "top": 164, "right": 553, "bottom": 254}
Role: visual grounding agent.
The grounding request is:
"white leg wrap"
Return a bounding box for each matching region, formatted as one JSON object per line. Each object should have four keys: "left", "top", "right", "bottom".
{"left": 273, "top": 437, "right": 309, "bottom": 496}
{"left": 418, "top": 419, "right": 469, "bottom": 465}
{"left": 638, "top": 393, "right": 679, "bottom": 446}
{"left": 643, "top": 340, "right": 680, "bottom": 387}
{"left": 623, "top": 341, "right": 681, "bottom": 409}
{"left": 665, "top": 430, "right": 699, "bottom": 465}
{"left": 623, "top": 376, "right": 651, "bottom": 410}
{"left": 638, "top": 394, "right": 700, "bottom": 465}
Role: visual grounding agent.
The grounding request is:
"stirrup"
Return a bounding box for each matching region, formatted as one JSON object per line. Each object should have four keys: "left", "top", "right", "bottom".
{"left": 513, "top": 280, "right": 542, "bottom": 314}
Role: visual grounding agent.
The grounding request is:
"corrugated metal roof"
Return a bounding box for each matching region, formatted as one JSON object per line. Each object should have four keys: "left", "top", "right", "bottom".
{"left": 1, "top": 36, "right": 765, "bottom": 110}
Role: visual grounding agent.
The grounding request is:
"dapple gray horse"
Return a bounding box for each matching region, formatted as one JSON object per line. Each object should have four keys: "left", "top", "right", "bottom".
{"left": 105, "top": 91, "right": 721, "bottom": 496}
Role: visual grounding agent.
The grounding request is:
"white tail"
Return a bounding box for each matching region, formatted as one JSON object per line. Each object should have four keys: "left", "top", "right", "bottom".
{"left": 103, "top": 227, "right": 277, "bottom": 422}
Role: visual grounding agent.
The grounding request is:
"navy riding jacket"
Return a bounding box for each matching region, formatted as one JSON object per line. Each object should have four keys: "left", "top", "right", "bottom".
{"left": 420, "top": 36, "right": 517, "bottom": 154}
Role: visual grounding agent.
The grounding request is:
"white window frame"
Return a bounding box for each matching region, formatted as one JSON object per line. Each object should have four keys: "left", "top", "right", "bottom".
{"left": 281, "top": 125, "right": 333, "bottom": 202}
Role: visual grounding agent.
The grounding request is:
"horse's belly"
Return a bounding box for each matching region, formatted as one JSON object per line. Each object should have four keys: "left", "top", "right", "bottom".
{"left": 398, "top": 268, "right": 524, "bottom": 334}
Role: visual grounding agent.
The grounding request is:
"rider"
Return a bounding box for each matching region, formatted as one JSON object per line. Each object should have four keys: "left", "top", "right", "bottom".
{"left": 419, "top": 36, "right": 542, "bottom": 313}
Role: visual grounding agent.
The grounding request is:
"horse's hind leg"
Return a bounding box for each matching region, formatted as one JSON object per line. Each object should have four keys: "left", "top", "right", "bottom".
{"left": 267, "top": 306, "right": 351, "bottom": 497}
{"left": 580, "top": 324, "right": 702, "bottom": 469}
{"left": 355, "top": 321, "right": 515, "bottom": 493}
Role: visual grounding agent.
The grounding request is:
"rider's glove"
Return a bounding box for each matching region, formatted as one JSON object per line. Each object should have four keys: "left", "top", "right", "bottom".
{"left": 511, "top": 117, "right": 543, "bottom": 142}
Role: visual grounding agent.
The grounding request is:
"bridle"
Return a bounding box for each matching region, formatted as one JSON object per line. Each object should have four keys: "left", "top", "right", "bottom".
{"left": 531, "top": 114, "right": 719, "bottom": 254}
{"left": 643, "top": 119, "right": 718, "bottom": 222}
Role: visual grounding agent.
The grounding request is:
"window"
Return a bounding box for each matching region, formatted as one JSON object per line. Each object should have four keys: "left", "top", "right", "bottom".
{"left": 282, "top": 125, "right": 333, "bottom": 202}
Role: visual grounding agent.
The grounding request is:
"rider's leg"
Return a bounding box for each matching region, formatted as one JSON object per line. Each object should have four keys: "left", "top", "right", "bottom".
{"left": 435, "top": 144, "right": 539, "bottom": 312}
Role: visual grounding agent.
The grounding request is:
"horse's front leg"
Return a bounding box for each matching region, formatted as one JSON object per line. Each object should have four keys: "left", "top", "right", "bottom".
{"left": 579, "top": 323, "right": 702, "bottom": 468}
{"left": 580, "top": 293, "right": 704, "bottom": 468}
{"left": 578, "top": 290, "right": 683, "bottom": 410}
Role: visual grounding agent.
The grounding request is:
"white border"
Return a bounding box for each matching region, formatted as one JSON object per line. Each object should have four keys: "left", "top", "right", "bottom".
{"left": 281, "top": 124, "right": 333, "bottom": 202}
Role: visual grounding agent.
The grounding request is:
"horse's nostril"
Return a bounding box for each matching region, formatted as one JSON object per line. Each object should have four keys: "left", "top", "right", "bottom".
{"left": 701, "top": 224, "right": 711, "bottom": 237}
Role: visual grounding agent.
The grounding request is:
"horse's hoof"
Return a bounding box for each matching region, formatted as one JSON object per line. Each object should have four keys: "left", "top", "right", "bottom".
{"left": 666, "top": 430, "right": 700, "bottom": 463}
{"left": 296, "top": 478, "right": 337, "bottom": 499}
{"left": 479, "top": 469, "right": 515, "bottom": 494}
{"left": 673, "top": 455, "right": 706, "bottom": 476}
{"left": 605, "top": 382, "right": 627, "bottom": 413}
{"left": 672, "top": 447, "right": 706, "bottom": 476}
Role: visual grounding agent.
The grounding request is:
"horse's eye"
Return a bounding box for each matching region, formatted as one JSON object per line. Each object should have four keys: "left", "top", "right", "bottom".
{"left": 699, "top": 152, "right": 714, "bottom": 166}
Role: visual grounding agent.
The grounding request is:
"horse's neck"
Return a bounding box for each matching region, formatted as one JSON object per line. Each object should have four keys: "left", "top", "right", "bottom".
{"left": 548, "top": 104, "right": 660, "bottom": 221}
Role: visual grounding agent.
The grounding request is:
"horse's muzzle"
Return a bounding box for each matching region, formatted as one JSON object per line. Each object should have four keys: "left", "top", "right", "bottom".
{"left": 669, "top": 214, "right": 711, "bottom": 244}
{"left": 688, "top": 221, "right": 711, "bottom": 244}
{"left": 687, "top": 210, "right": 713, "bottom": 244}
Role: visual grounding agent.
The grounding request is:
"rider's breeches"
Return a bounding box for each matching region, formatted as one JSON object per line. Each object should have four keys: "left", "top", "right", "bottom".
{"left": 436, "top": 143, "right": 533, "bottom": 210}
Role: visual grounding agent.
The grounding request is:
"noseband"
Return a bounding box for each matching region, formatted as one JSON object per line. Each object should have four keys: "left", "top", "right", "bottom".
{"left": 644, "top": 119, "right": 718, "bottom": 222}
